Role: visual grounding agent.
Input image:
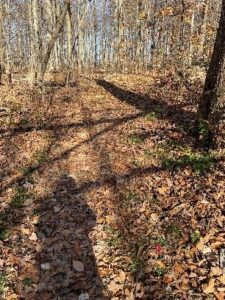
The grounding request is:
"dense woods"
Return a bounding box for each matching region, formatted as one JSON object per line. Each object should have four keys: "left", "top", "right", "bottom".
{"left": 0, "top": 0, "right": 222, "bottom": 74}
{"left": 0, "top": 0, "right": 225, "bottom": 299}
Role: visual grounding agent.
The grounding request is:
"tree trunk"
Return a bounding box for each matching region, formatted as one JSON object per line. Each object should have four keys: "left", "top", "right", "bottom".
{"left": 40, "top": 0, "right": 70, "bottom": 80}
{"left": 195, "top": 0, "right": 225, "bottom": 146}
{"left": 0, "top": 3, "right": 4, "bottom": 85}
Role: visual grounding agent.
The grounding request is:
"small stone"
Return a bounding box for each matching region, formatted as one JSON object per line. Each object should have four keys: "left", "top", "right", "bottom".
{"left": 54, "top": 206, "right": 61, "bottom": 213}
{"left": 220, "top": 248, "right": 225, "bottom": 271}
{"left": 78, "top": 293, "right": 89, "bottom": 300}
{"left": 73, "top": 260, "right": 84, "bottom": 272}
{"left": 24, "top": 199, "right": 33, "bottom": 206}
{"left": 41, "top": 263, "right": 50, "bottom": 271}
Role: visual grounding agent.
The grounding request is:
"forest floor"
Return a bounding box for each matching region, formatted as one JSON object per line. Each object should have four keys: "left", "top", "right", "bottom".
{"left": 0, "top": 72, "right": 225, "bottom": 299}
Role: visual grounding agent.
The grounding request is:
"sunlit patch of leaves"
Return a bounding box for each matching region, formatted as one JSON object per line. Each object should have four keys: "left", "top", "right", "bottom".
{"left": 10, "top": 187, "right": 30, "bottom": 208}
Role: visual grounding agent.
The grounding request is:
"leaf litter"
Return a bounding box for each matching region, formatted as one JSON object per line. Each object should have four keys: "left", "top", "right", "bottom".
{"left": 0, "top": 73, "right": 224, "bottom": 299}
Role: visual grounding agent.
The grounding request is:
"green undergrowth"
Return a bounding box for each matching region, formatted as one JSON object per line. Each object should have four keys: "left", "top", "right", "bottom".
{"left": 144, "top": 141, "right": 218, "bottom": 174}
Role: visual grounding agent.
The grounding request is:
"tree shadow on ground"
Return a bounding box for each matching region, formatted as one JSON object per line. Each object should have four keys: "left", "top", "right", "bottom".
{"left": 33, "top": 175, "right": 107, "bottom": 299}
{"left": 96, "top": 79, "right": 196, "bottom": 136}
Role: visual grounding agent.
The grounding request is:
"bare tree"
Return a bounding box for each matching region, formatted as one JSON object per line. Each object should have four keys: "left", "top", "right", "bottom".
{"left": 195, "top": 0, "right": 225, "bottom": 146}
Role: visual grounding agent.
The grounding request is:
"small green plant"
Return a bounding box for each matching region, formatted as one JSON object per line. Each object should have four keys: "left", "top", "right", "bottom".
{"left": 18, "top": 118, "right": 29, "bottom": 127}
{"left": 162, "top": 151, "right": 215, "bottom": 174}
{"left": 10, "top": 187, "right": 30, "bottom": 208}
{"left": 104, "top": 226, "right": 124, "bottom": 247}
{"left": 0, "top": 273, "right": 7, "bottom": 292}
{"left": 126, "top": 192, "right": 141, "bottom": 203}
{"left": 35, "top": 150, "right": 49, "bottom": 164}
{"left": 165, "top": 223, "right": 182, "bottom": 238}
{"left": 198, "top": 120, "right": 209, "bottom": 137}
{"left": 190, "top": 230, "right": 201, "bottom": 244}
{"left": 20, "top": 166, "right": 34, "bottom": 177}
{"left": 129, "top": 258, "right": 142, "bottom": 274}
{"left": 133, "top": 160, "right": 142, "bottom": 168}
{"left": 128, "top": 133, "right": 143, "bottom": 144}
{"left": 156, "top": 236, "right": 168, "bottom": 246}
{"left": 0, "top": 228, "right": 8, "bottom": 241}
{"left": 153, "top": 266, "right": 166, "bottom": 277}
{"left": 165, "top": 140, "right": 183, "bottom": 151}
{"left": 145, "top": 112, "right": 157, "bottom": 121}
{"left": 32, "top": 209, "right": 40, "bottom": 216}
{"left": 22, "top": 277, "right": 32, "bottom": 287}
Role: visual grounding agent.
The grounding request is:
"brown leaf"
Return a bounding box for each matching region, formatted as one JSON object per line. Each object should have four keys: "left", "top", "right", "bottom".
{"left": 218, "top": 274, "right": 225, "bottom": 285}
{"left": 202, "top": 278, "right": 215, "bottom": 294}
{"left": 7, "top": 294, "right": 18, "bottom": 300}
{"left": 29, "top": 232, "right": 38, "bottom": 241}
{"left": 214, "top": 292, "right": 225, "bottom": 300}
{"left": 108, "top": 280, "right": 122, "bottom": 293}
{"left": 74, "top": 241, "right": 81, "bottom": 255}
{"left": 210, "top": 266, "right": 223, "bottom": 277}
{"left": 116, "top": 270, "right": 126, "bottom": 283}
{"left": 174, "top": 262, "right": 185, "bottom": 276}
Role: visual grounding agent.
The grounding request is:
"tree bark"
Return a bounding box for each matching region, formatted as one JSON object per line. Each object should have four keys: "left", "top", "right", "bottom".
{"left": 195, "top": 0, "right": 225, "bottom": 145}
{"left": 40, "top": 0, "right": 70, "bottom": 80}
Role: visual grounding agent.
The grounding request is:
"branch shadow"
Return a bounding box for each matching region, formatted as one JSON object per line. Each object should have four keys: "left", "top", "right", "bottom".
{"left": 96, "top": 79, "right": 196, "bottom": 135}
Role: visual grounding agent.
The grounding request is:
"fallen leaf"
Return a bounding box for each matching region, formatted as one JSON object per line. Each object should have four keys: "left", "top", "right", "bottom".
{"left": 210, "top": 266, "right": 223, "bottom": 277}
{"left": 158, "top": 186, "right": 168, "bottom": 195}
{"left": 108, "top": 280, "right": 122, "bottom": 293}
{"left": 20, "top": 227, "right": 30, "bottom": 235}
{"left": 74, "top": 241, "right": 81, "bottom": 255}
{"left": 202, "top": 278, "right": 215, "bottom": 294}
{"left": 29, "top": 232, "right": 38, "bottom": 241}
{"left": 214, "top": 292, "right": 225, "bottom": 300}
{"left": 116, "top": 270, "right": 126, "bottom": 283}
{"left": 218, "top": 274, "right": 225, "bottom": 285}
{"left": 7, "top": 294, "right": 18, "bottom": 300}
{"left": 174, "top": 262, "right": 185, "bottom": 276}
{"left": 155, "top": 261, "right": 166, "bottom": 268}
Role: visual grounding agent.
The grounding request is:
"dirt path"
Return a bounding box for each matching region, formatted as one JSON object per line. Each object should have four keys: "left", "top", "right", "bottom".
{"left": 0, "top": 76, "right": 225, "bottom": 299}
